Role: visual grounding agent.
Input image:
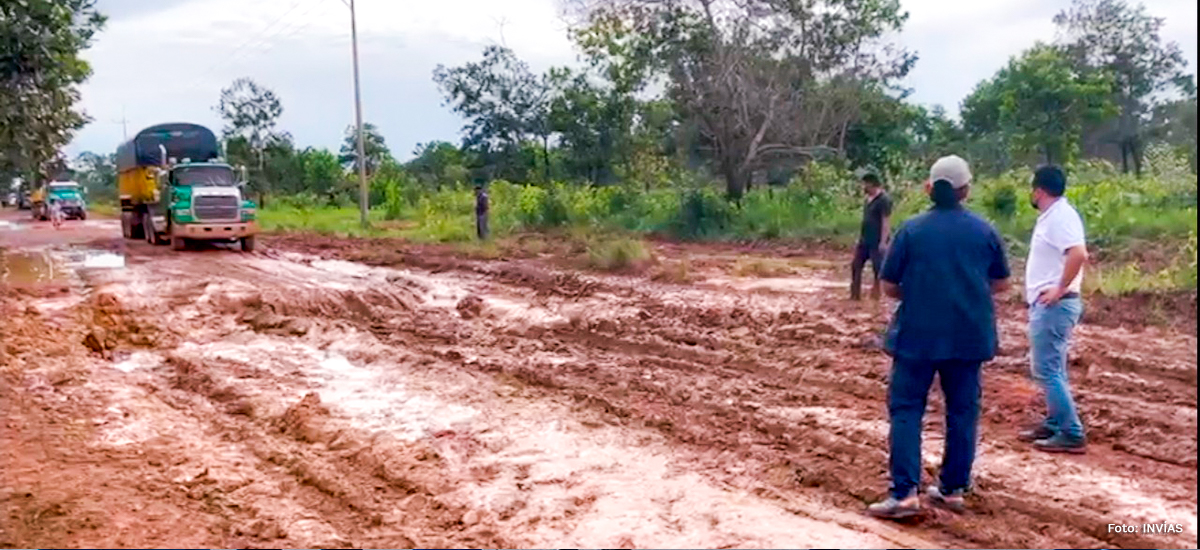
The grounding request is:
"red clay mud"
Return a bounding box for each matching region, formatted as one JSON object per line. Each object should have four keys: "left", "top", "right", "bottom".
{"left": 2, "top": 211, "right": 1196, "bottom": 549}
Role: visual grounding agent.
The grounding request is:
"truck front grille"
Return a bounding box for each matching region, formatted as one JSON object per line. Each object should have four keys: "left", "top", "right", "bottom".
{"left": 193, "top": 195, "right": 240, "bottom": 221}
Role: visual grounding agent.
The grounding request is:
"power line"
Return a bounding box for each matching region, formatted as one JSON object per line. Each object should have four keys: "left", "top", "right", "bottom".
{"left": 234, "top": 0, "right": 330, "bottom": 62}
{"left": 181, "top": 0, "right": 316, "bottom": 92}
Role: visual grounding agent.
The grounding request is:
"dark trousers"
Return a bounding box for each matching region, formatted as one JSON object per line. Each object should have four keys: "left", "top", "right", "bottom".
{"left": 851, "top": 241, "right": 883, "bottom": 300}
{"left": 887, "top": 357, "right": 982, "bottom": 499}
{"left": 476, "top": 213, "right": 489, "bottom": 240}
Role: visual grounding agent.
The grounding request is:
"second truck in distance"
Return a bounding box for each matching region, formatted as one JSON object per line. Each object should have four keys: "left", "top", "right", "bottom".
{"left": 116, "top": 123, "right": 258, "bottom": 251}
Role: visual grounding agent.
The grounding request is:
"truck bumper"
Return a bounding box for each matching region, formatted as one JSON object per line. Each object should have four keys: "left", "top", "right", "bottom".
{"left": 173, "top": 221, "right": 259, "bottom": 240}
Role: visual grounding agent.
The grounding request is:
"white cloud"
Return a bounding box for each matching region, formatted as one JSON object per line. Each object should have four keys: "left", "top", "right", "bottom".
{"left": 68, "top": 0, "right": 1198, "bottom": 159}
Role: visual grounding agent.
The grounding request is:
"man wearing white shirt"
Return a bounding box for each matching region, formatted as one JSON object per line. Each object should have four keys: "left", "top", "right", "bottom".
{"left": 1021, "top": 165, "right": 1088, "bottom": 454}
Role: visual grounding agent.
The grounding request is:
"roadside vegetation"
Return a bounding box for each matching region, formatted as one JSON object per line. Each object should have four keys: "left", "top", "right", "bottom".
{"left": 253, "top": 153, "right": 1197, "bottom": 294}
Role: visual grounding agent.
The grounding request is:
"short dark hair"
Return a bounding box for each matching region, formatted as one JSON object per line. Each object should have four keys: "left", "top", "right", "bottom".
{"left": 931, "top": 179, "right": 967, "bottom": 207}
{"left": 1032, "top": 165, "right": 1066, "bottom": 197}
{"left": 861, "top": 173, "right": 881, "bottom": 187}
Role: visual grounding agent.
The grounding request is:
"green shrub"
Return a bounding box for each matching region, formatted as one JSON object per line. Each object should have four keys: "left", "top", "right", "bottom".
{"left": 670, "top": 187, "right": 732, "bottom": 239}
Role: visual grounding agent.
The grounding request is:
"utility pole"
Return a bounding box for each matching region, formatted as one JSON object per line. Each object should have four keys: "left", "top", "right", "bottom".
{"left": 348, "top": 0, "right": 369, "bottom": 228}
{"left": 112, "top": 106, "right": 128, "bottom": 140}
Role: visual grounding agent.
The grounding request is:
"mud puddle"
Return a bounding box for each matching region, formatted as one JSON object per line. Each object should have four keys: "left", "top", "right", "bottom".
{"left": 0, "top": 249, "right": 71, "bottom": 285}
{"left": 0, "top": 247, "right": 126, "bottom": 285}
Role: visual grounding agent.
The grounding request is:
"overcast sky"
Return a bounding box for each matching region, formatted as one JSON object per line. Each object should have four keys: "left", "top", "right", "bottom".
{"left": 67, "top": 0, "right": 1197, "bottom": 161}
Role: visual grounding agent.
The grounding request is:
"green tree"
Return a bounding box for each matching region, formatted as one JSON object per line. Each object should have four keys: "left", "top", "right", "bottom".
{"left": 215, "top": 78, "right": 285, "bottom": 169}
{"left": 1146, "top": 88, "right": 1197, "bottom": 173}
{"left": 433, "top": 46, "right": 551, "bottom": 182}
{"left": 844, "top": 88, "right": 927, "bottom": 177}
{"left": 994, "top": 44, "right": 1115, "bottom": 165}
{"left": 339, "top": 122, "right": 391, "bottom": 177}
{"left": 0, "top": 0, "right": 105, "bottom": 187}
{"left": 574, "top": 0, "right": 915, "bottom": 199}
{"left": 74, "top": 150, "right": 115, "bottom": 202}
{"left": 296, "top": 148, "right": 345, "bottom": 202}
{"left": 406, "top": 141, "right": 470, "bottom": 187}
{"left": 1055, "top": 0, "right": 1193, "bottom": 174}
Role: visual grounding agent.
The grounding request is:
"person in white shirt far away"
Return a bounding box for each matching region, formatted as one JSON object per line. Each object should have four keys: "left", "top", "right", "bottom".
{"left": 1020, "top": 165, "right": 1089, "bottom": 454}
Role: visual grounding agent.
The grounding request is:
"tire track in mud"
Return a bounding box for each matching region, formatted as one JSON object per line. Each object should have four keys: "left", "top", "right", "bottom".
{"left": 242, "top": 244, "right": 1195, "bottom": 549}
{"left": 2, "top": 281, "right": 510, "bottom": 549}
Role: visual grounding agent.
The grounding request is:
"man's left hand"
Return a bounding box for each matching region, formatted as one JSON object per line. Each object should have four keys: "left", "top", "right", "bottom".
{"left": 1037, "top": 286, "right": 1067, "bottom": 305}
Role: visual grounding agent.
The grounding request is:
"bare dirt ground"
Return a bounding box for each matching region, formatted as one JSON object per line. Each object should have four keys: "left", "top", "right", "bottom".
{"left": 2, "top": 208, "right": 1196, "bottom": 549}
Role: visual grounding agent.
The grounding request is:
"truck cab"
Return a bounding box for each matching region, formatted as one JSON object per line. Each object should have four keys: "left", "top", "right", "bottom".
{"left": 32, "top": 181, "right": 87, "bottom": 221}
{"left": 150, "top": 159, "right": 258, "bottom": 251}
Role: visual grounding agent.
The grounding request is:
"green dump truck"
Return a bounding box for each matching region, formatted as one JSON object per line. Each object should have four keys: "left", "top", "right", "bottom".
{"left": 116, "top": 123, "right": 258, "bottom": 251}
{"left": 31, "top": 181, "right": 87, "bottom": 220}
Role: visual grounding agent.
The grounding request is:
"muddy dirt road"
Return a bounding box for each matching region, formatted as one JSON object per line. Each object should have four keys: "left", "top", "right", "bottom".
{"left": 2, "top": 208, "right": 1196, "bottom": 549}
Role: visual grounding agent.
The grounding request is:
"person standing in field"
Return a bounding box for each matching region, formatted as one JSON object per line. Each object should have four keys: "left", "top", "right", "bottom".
{"left": 851, "top": 172, "right": 892, "bottom": 301}
{"left": 1019, "top": 165, "right": 1089, "bottom": 454}
{"left": 867, "top": 155, "right": 1011, "bottom": 519}
{"left": 475, "top": 182, "right": 489, "bottom": 241}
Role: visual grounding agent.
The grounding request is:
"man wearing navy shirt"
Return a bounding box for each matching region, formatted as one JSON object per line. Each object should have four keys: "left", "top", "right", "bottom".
{"left": 867, "top": 155, "right": 1012, "bottom": 519}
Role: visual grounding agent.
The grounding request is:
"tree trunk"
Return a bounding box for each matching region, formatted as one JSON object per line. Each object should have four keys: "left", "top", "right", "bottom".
{"left": 723, "top": 159, "right": 746, "bottom": 202}
{"left": 1131, "top": 136, "right": 1144, "bottom": 177}
{"left": 542, "top": 136, "right": 550, "bottom": 183}
{"left": 257, "top": 148, "right": 268, "bottom": 208}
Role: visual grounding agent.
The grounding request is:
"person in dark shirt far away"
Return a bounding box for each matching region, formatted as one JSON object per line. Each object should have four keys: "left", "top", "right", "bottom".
{"left": 474, "top": 182, "right": 489, "bottom": 241}
{"left": 866, "top": 155, "right": 1012, "bottom": 520}
{"left": 851, "top": 172, "right": 893, "bottom": 301}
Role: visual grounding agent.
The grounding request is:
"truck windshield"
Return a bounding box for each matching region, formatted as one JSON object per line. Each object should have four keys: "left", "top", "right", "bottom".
{"left": 49, "top": 186, "right": 81, "bottom": 197}
{"left": 175, "top": 166, "right": 235, "bottom": 187}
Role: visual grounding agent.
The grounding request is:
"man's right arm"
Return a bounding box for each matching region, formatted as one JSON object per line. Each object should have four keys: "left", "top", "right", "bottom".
{"left": 880, "top": 226, "right": 907, "bottom": 299}
{"left": 988, "top": 228, "right": 1012, "bottom": 295}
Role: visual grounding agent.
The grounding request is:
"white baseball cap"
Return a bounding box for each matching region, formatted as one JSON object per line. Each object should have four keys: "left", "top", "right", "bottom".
{"left": 929, "top": 155, "right": 972, "bottom": 189}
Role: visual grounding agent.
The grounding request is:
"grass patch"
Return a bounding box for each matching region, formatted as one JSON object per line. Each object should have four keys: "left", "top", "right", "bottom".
{"left": 86, "top": 202, "right": 119, "bottom": 218}
{"left": 586, "top": 237, "right": 653, "bottom": 272}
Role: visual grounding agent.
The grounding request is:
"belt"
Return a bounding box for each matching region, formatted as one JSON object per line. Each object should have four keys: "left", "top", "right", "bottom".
{"left": 1031, "top": 291, "right": 1080, "bottom": 305}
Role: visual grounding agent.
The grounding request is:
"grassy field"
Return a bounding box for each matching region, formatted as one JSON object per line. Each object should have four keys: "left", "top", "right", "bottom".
{"left": 258, "top": 160, "right": 1196, "bottom": 295}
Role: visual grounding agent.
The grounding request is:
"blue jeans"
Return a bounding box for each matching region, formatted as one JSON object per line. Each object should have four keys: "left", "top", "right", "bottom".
{"left": 887, "top": 358, "right": 982, "bottom": 499}
{"left": 1029, "top": 297, "right": 1084, "bottom": 439}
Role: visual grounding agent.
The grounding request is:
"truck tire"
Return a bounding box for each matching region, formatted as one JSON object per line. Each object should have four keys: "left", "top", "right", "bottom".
{"left": 172, "top": 236, "right": 188, "bottom": 251}
{"left": 129, "top": 210, "right": 145, "bottom": 240}
{"left": 240, "top": 235, "right": 256, "bottom": 253}
{"left": 79, "top": 211, "right": 87, "bottom": 221}
{"left": 144, "top": 212, "right": 164, "bottom": 245}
